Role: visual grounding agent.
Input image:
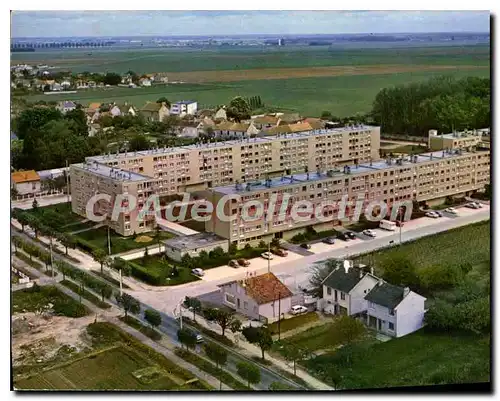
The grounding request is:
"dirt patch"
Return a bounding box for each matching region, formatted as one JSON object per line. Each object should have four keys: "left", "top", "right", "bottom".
{"left": 12, "top": 312, "right": 95, "bottom": 366}
{"left": 164, "top": 64, "right": 488, "bottom": 84}
{"left": 135, "top": 235, "right": 153, "bottom": 243}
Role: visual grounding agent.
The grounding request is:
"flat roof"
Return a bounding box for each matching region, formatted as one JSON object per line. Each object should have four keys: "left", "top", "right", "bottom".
{"left": 164, "top": 232, "right": 227, "bottom": 250}
{"left": 174, "top": 100, "right": 196, "bottom": 105}
{"left": 73, "top": 161, "right": 151, "bottom": 182}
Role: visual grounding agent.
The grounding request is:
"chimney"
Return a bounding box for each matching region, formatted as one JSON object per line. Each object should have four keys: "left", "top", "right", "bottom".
{"left": 403, "top": 287, "right": 410, "bottom": 297}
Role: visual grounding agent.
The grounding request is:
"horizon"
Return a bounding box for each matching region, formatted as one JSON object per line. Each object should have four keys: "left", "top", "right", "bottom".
{"left": 11, "top": 11, "right": 490, "bottom": 38}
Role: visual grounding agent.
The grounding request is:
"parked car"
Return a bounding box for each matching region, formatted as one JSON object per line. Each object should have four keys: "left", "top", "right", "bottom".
{"left": 300, "top": 243, "right": 311, "bottom": 249}
{"left": 345, "top": 231, "right": 356, "bottom": 240}
{"left": 338, "top": 233, "right": 350, "bottom": 241}
{"left": 191, "top": 268, "right": 205, "bottom": 277}
{"left": 228, "top": 260, "right": 239, "bottom": 268}
{"left": 195, "top": 333, "right": 204, "bottom": 343}
{"left": 271, "top": 248, "right": 288, "bottom": 257}
{"left": 425, "top": 211, "right": 440, "bottom": 218}
{"left": 237, "top": 259, "right": 250, "bottom": 267}
{"left": 290, "top": 305, "right": 308, "bottom": 315}
{"left": 435, "top": 211, "right": 443, "bottom": 217}
{"left": 322, "top": 237, "right": 336, "bottom": 245}
{"left": 466, "top": 201, "right": 483, "bottom": 209}
{"left": 261, "top": 252, "right": 274, "bottom": 260}
{"left": 444, "top": 207, "right": 458, "bottom": 215}
{"left": 363, "top": 229, "right": 377, "bottom": 237}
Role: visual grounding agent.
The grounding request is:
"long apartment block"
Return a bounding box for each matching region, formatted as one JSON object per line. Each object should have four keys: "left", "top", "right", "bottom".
{"left": 71, "top": 125, "right": 380, "bottom": 234}
{"left": 205, "top": 148, "right": 490, "bottom": 247}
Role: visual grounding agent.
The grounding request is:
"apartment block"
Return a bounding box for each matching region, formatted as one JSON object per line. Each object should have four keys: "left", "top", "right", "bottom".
{"left": 428, "top": 128, "right": 490, "bottom": 151}
{"left": 205, "top": 149, "right": 490, "bottom": 247}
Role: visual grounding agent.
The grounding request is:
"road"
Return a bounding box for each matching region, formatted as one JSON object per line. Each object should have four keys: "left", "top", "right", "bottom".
{"left": 11, "top": 194, "right": 70, "bottom": 210}
{"left": 129, "top": 207, "right": 490, "bottom": 318}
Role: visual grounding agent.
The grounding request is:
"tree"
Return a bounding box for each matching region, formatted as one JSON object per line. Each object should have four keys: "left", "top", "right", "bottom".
{"left": 335, "top": 315, "right": 366, "bottom": 345}
{"left": 381, "top": 254, "right": 420, "bottom": 290}
{"left": 203, "top": 307, "right": 219, "bottom": 322}
{"left": 57, "top": 232, "right": 75, "bottom": 255}
{"left": 92, "top": 248, "right": 108, "bottom": 274}
{"left": 227, "top": 96, "right": 251, "bottom": 122}
{"left": 203, "top": 343, "right": 228, "bottom": 390}
{"left": 209, "top": 246, "right": 225, "bottom": 259}
{"left": 177, "top": 328, "right": 197, "bottom": 350}
{"left": 183, "top": 297, "right": 202, "bottom": 322}
{"left": 281, "top": 344, "right": 308, "bottom": 376}
{"left": 213, "top": 309, "right": 235, "bottom": 337}
{"left": 15, "top": 106, "right": 62, "bottom": 140}
{"left": 129, "top": 134, "right": 150, "bottom": 152}
{"left": 144, "top": 308, "right": 162, "bottom": 329}
{"left": 180, "top": 253, "right": 194, "bottom": 269}
{"left": 58, "top": 261, "right": 72, "bottom": 281}
{"left": 153, "top": 225, "right": 163, "bottom": 253}
{"left": 236, "top": 362, "right": 261, "bottom": 389}
{"left": 102, "top": 72, "right": 122, "bottom": 86}
{"left": 269, "top": 382, "right": 296, "bottom": 391}
{"left": 320, "top": 111, "right": 332, "bottom": 120}
{"left": 270, "top": 238, "right": 281, "bottom": 248}
{"left": 115, "top": 293, "right": 140, "bottom": 318}
{"left": 13, "top": 209, "right": 29, "bottom": 232}
{"left": 242, "top": 326, "right": 273, "bottom": 359}
{"left": 308, "top": 258, "right": 342, "bottom": 298}
{"left": 99, "top": 283, "right": 113, "bottom": 302}
{"left": 229, "top": 319, "right": 242, "bottom": 334}
{"left": 12, "top": 236, "right": 23, "bottom": 253}
{"left": 32, "top": 198, "right": 39, "bottom": 210}
{"left": 228, "top": 242, "right": 238, "bottom": 255}
{"left": 156, "top": 97, "right": 171, "bottom": 107}
{"left": 258, "top": 240, "right": 267, "bottom": 249}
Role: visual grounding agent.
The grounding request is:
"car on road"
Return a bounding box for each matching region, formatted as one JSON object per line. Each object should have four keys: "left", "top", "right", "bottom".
{"left": 363, "top": 229, "right": 377, "bottom": 237}
{"left": 338, "top": 233, "right": 350, "bottom": 241}
{"left": 425, "top": 211, "right": 440, "bottom": 218}
{"left": 271, "top": 248, "right": 288, "bottom": 257}
{"left": 261, "top": 252, "right": 274, "bottom": 260}
{"left": 345, "top": 231, "right": 356, "bottom": 240}
{"left": 237, "top": 259, "right": 250, "bottom": 267}
{"left": 444, "top": 207, "right": 458, "bottom": 215}
{"left": 191, "top": 268, "right": 205, "bottom": 277}
{"left": 290, "top": 305, "right": 308, "bottom": 315}
{"left": 465, "top": 202, "right": 482, "bottom": 209}
{"left": 322, "top": 237, "right": 336, "bottom": 245}
{"left": 228, "top": 260, "right": 239, "bottom": 268}
{"left": 300, "top": 243, "right": 311, "bottom": 249}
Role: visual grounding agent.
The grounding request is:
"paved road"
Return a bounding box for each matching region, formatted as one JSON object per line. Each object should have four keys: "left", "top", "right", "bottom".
{"left": 129, "top": 208, "right": 490, "bottom": 319}
{"left": 11, "top": 194, "right": 71, "bottom": 210}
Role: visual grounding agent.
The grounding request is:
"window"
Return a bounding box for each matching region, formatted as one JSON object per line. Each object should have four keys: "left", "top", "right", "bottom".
{"left": 388, "top": 322, "right": 394, "bottom": 331}
{"left": 340, "top": 292, "right": 346, "bottom": 300}
{"left": 368, "top": 301, "right": 375, "bottom": 309}
{"left": 389, "top": 309, "right": 395, "bottom": 316}
{"left": 327, "top": 287, "right": 332, "bottom": 296}
{"left": 244, "top": 301, "right": 248, "bottom": 310}
{"left": 225, "top": 293, "right": 236, "bottom": 305}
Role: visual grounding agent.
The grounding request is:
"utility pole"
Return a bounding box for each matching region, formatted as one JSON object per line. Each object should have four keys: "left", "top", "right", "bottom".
{"left": 49, "top": 237, "right": 54, "bottom": 279}
{"left": 107, "top": 224, "right": 111, "bottom": 256}
{"left": 278, "top": 291, "right": 281, "bottom": 340}
{"left": 399, "top": 208, "right": 403, "bottom": 245}
{"left": 179, "top": 304, "right": 183, "bottom": 330}
{"left": 119, "top": 269, "right": 123, "bottom": 296}
{"left": 65, "top": 160, "right": 70, "bottom": 203}
{"left": 267, "top": 241, "right": 271, "bottom": 273}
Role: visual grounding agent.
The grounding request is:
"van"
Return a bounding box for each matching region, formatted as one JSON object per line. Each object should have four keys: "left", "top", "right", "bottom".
{"left": 379, "top": 220, "right": 397, "bottom": 231}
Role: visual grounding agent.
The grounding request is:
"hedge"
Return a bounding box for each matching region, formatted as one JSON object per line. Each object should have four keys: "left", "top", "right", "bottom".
{"left": 128, "top": 260, "right": 164, "bottom": 286}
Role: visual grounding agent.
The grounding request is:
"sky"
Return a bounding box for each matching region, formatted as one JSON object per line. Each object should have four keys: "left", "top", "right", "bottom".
{"left": 11, "top": 11, "right": 490, "bottom": 38}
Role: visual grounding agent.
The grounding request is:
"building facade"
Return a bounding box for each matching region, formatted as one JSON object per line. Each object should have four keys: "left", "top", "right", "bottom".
{"left": 170, "top": 101, "right": 198, "bottom": 116}
{"left": 428, "top": 128, "right": 489, "bottom": 151}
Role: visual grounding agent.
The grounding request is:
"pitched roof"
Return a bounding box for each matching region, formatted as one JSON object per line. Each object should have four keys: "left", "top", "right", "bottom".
{"left": 242, "top": 273, "right": 293, "bottom": 305}
{"left": 322, "top": 266, "right": 365, "bottom": 293}
{"left": 254, "top": 115, "right": 279, "bottom": 125}
{"left": 364, "top": 282, "right": 405, "bottom": 309}
{"left": 262, "top": 125, "right": 292, "bottom": 135}
{"left": 230, "top": 123, "right": 250, "bottom": 132}
{"left": 279, "top": 113, "right": 301, "bottom": 123}
{"left": 198, "top": 109, "right": 215, "bottom": 118}
{"left": 11, "top": 170, "right": 40, "bottom": 183}
{"left": 88, "top": 102, "right": 101, "bottom": 110}
{"left": 140, "top": 102, "right": 162, "bottom": 112}
{"left": 289, "top": 122, "right": 313, "bottom": 133}
{"left": 304, "top": 117, "right": 325, "bottom": 130}
{"left": 215, "top": 121, "right": 235, "bottom": 130}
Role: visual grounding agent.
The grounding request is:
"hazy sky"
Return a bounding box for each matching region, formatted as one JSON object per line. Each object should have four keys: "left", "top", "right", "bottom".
{"left": 11, "top": 11, "right": 490, "bottom": 38}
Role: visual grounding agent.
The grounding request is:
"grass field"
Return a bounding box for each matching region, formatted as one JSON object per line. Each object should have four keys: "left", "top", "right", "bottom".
{"left": 304, "top": 330, "right": 490, "bottom": 389}
{"left": 11, "top": 45, "right": 490, "bottom": 74}
{"left": 23, "top": 68, "right": 489, "bottom": 117}
{"left": 15, "top": 322, "right": 211, "bottom": 390}
{"left": 267, "top": 312, "right": 320, "bottom": 335}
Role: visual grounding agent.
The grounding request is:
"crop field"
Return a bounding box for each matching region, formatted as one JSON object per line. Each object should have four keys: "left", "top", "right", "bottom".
{"left": 11, "top": 45, "right": 490, "bottom": 74}
{"left": 23, "top": 68, "right": 489, "bottom": 117}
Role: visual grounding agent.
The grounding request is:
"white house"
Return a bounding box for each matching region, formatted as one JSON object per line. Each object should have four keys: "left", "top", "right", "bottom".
{"left": 170, "top": 101, "right": 198, "bottom": 117}
{"left": 213, "top": 121, "right": 259, "bottom": 139}
{"left": 139, "top": 78, "right": 152, "bottom": 87}
{"left": 11, "top": 170, "right": 41, "bottom": 196}
{"left": 364, "top": 281, "right": 426, "bottom": 338}
{"left": 214, "top": 107, "right": 227, "bottom": 120}
{"left": 56, "top": 101, "right": 77, "bottom": 114}
{"left": 320, "top": 264, "right": 379, "bottom": 316}
{"left": 219, "top": 272, "right": 295, "bottom": 323}
{"left": 163, "top": 232, "right": 228, "bottom": 262}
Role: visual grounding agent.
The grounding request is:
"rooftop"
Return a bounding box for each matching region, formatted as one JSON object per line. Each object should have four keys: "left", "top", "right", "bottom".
{"left": 433, "top": 128, "right": 490, "bottom": 140}
{"left": 12, "top": 170, "right": 40, "bottom": 184}
{"left": 322, "top": 266, "right": 367, "bottom": 293}
{"left": 364, "top": 282, "right": 406, "bottom": 309}
{"left": 174, "top": 100, "right": 196, "bottom": 105}
{"left": 164, "top": 232, "right": 226, "bottom": 251}
{"left": 74, "top": 161, "right": 151, "bottom": 182}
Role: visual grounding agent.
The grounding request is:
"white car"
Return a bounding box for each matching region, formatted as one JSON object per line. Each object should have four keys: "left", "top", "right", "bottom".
{"left": 290, "top": 305, "right": 308, "bottom": 315}
{"left": 425, "top": 211, "right": 440, "bottom": 218}
{"left": 191, "top": 268, "right": 205, "bottom": 277}
{"left": 444, "top": 207, "right": 458, "bottom": 215}
{"left": 261, "top": 252, "right": 274, "bottom": 260}
{"left": 363, "top": 229, "right": 377, "bottom": 237}
{"left": 465, "top": 202, "right": 481, "bottom": 209}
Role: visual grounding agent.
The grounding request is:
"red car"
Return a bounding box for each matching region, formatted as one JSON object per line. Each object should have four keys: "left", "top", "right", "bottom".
{"left": 237, "top": 259, "right": 250, "bottom": 267}
{"left": 271, "top": 248, "right": 288, "bottom": 257}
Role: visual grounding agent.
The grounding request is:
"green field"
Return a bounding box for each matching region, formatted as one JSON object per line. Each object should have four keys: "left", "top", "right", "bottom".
{"left": 15, "top": 322, "right": 211, "bottom": 390}
{"left": 11, "top": 45, "right": 490, "bottom": 74}
{"left": 304, "top": 330, "right": 490, "bottom": 389}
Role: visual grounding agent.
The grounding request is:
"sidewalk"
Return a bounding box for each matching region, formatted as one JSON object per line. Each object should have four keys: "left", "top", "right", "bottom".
{"left": 181, "top": 307, "right": 334, "bottom": 390}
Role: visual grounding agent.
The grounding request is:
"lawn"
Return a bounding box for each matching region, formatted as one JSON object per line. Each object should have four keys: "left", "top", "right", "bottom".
{"left": 23, "top": 202, "right": 89, "bottom": 233}
{"left": 15, "top": 322, "right": 211, "bottom": 390}
{"left": 267, "top": 312, "right": 320, "bottom": 335}
{"left": 304, "top": 330, "right": 490, "bottom": 389}
{"left": 12, "top": 285, "right": 90, "bottom": 318}
{"left": 60, "top": 280, "right": 111, "bottom": 309}
{"left": 119, "top": 315, "right": 162, "bottom": 341}
{"left": 73, "top": 227, "right": 174, "bottom": 255}
{"left": 355, "top": 221, "right": 490, "bottom": 274}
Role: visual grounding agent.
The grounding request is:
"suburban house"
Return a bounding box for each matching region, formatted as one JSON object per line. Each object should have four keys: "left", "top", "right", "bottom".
{"left": 364, "top": 281, "right": 427, "bottom": 338}
{"left": 219, "top": 272, "right": 296, "bottom": 323}
{"left": 140, "top": 102, "right": 170, "bottom": 122}
{"left": 60, "top": 80, "right": 72, "bottom": 89}
{"left": 197, "top": 117, "right": 216, "bottom": 135}
{"left": 213, "top": 121, "right": 259, "bottom": 139}
{"left": 252, "top": 115, "right": 279, "bottom": 130}
{"left": 56, "top": 101, "right": 77, "bottom": 114}
{"left": 259, "top": 124, "right": 292, "bottom": 136}
{"left": 153, "top": 73, "right": 169, "bottom": 83}
{"left": 175, "top": 121, "right": 199, "bottom": 138}
{"left": 320, "top": 264, "right": 379, "bottom": 316}
{"left": 214, "top": 107, "right": 227, "bottom": 120}
{"left": 170, "top": 101, "right": 198, "bottom": 117}
{"left": 277, "top": 113, "right": 301, "bottom": 124}
{"left": 139, "top": 78, "right": 152, "bottom": 87}
{"left": 163, "top": 232, "right": 228, "bottom": 262}
{"left": 109, "top": 103, "right": 137, "bottom": 118}
{"left": 11, "top": 170, "right": 41, "bottom": 195}
{"left": 303, "top": 117, "right": 326, "bottom": 130}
